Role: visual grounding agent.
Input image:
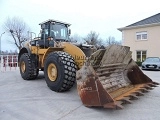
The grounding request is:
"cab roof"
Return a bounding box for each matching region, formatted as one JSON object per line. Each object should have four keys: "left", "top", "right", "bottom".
{"left": 39, "top": 19, "right": 71, "bottom": 26}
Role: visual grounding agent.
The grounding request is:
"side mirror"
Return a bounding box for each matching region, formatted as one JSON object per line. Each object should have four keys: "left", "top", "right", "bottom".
{"left": 41, "top": 24, "right": 45, "bottom": 29}
{"left": 68, "top": 29, "right": 71, "bottom": 35}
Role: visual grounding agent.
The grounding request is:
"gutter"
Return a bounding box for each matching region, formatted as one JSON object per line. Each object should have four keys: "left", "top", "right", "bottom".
{"left": 117, "top": 22, "right": 160, "bottom": 32}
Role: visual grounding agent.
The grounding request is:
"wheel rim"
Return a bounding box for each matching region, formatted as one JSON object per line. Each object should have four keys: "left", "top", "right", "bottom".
{"left": 47, "top": 63, "right": 57, "bottom": 81}
{"left": 21, "top": 61, "right": 26, "bottom": 73}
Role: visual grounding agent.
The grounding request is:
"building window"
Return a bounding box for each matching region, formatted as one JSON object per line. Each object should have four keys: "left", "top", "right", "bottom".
{"left": 136, "top": 51, "right": 147, "bottom": 62}
{"left": 136, "top": 31, "right": 147, "bottom": 40}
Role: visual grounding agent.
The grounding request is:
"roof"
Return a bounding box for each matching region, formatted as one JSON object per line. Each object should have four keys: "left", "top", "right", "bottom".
{"left": 127, "top": 13, "right": 160, "bottom": 27}
{"left": 39, "top": 19, "right": 71, "bottom": 26}
{"left": 118, "top": 13, "right": 160, "bottom": 31}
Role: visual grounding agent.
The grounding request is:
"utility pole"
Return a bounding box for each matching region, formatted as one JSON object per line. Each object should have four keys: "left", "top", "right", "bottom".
{"left": 0, "top": 32, "right": 5, "bottom": 55}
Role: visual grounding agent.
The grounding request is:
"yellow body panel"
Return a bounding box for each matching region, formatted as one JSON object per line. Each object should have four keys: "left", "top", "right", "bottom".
{"left": 62, "top": 42, "right": 86, "bottom": 69}
{"left": 29, "top": 42, "right": 86, "bottom": 69}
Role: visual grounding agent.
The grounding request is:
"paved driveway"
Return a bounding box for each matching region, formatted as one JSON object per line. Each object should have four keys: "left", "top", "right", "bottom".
{"left": 0, "top": 70, "right": 160, "bottom": 120}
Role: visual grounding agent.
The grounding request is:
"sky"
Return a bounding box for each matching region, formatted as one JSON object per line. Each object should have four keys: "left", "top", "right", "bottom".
{"left": 0, "top": 0, "right": 160, "bottom": 51}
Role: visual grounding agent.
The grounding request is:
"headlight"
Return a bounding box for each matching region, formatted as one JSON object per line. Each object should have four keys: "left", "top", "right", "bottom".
{"left": 142, "top": 62, "right": 145, "bottom": 66}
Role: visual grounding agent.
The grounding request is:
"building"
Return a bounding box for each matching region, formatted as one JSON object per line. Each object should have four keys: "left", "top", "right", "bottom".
{"left": 118, "top": 13, "right": 160, "bottom": 62}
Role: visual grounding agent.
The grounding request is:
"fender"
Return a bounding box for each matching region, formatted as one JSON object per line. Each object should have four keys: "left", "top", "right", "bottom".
{"left": 18, "top": 47, "right": 31, "bottom": 62}
{"left": 61, "top": 42, "right": 86, "bottom": 69}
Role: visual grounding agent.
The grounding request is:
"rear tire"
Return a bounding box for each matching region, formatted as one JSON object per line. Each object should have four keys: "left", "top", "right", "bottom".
{"left": 44, "top": 51, "right": 76, "bottom": 92}
{"left": 19, "top": 53, "right": 39, "bottom": 80}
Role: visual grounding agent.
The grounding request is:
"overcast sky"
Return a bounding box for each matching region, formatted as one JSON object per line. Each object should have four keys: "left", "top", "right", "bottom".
{"left": 0, "top": 0, "right": 160, "bottom": 51}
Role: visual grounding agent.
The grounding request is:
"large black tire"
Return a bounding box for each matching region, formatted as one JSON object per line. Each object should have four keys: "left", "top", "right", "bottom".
{"left": 44, "top": 51, "right": 77, "bottom": 92}
{"left": 19, "top": 53, "right": 39, "bottom": 80}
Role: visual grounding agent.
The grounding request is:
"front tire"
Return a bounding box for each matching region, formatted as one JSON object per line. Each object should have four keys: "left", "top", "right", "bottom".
{"left": 44, "top": 51, "right": 76, "bottom": 92}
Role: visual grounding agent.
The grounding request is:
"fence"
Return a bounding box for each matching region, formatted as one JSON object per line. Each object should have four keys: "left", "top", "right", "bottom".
{"left": 0, "top": 55, "right": 18, "bottom": 72}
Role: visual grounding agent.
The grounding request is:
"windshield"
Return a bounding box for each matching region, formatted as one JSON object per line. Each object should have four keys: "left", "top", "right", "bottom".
{"left": 50, "top": 24, "right": 68, "bottom": 40}
{"left": 144, "top": 57, "right": 160, "bottom": 62}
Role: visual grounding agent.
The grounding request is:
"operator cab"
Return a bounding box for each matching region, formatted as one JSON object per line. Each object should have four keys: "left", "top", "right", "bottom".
{"left": 35, "top": 19, "right": 71, "bottom": 48}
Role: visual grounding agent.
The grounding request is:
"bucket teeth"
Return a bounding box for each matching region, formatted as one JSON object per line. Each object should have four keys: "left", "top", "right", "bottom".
{"left": 143, "top": 85, "right": 154, "bottom": 90}
{"left": 149, "top": 83, "right": 159, "bottom": 87}
{"left": 118, "top": 97, "right": 132, "bottom": 104}
{"left": 134, "top": 91, "right": 144, "bottom": 96}
{"left": 147, "top": 83, "right": 156, "bottom": 87}
{"left": 128, "top": 94, "right": 139, "bottom": 100}
{"left": 139, "top": 88, "right": 149, "bottom": 93}
{"left": 115, "top": 101, "right": 124, "bottom": 109}
{"left": 153, "top": 82, "right": 160, "bottom": 85}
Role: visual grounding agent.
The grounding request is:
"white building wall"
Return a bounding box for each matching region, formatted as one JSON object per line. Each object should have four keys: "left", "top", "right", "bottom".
{"left": 122, "top": 25, "right": 160, "bottom": 61}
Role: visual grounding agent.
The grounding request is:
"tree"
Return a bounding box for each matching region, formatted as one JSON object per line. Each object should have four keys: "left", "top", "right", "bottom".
{"left": 14, "top": 49, "right": 18, "bottom": 54}
{"left": 105, "top": 36, "right": 122, "bottom": 46}
{"left": 70, "top": 34, "right": 82, "bottom": 43}
{"left": 83, "top": 31, "right": 102, "bottom": 47}
{"left": 10, "top": 49, "right": 12, "bottom": 53}
{"left": 3, "top": 17, "right": 30, "bottom": 50}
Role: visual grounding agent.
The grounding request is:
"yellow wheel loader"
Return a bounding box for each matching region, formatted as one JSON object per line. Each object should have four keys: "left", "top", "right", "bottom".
{"left": 18, "top": 19, "right": 159, "bottom": 109}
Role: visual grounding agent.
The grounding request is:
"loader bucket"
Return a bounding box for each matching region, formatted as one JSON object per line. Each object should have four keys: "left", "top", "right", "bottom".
{"left": 76, "top": 45, "right": 159, "bottom": 109}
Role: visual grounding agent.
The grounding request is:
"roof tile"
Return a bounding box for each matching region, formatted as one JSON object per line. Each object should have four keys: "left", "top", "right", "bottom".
{"left": 127, "top": 13, "right": 160, "bottom": 27}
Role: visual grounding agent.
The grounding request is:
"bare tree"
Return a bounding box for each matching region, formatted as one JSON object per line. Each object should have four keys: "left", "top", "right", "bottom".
{"left": 83, "top": 31, "right": 102, "bottom": 47}
{"left": 70, "top": 34, "right": 83, "bottom": 43}
{"left": 105, "top": 36, "right": 122, "bottom": 46}
{"left": 3, "top": 17, "right": 30, "bottom": 50}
